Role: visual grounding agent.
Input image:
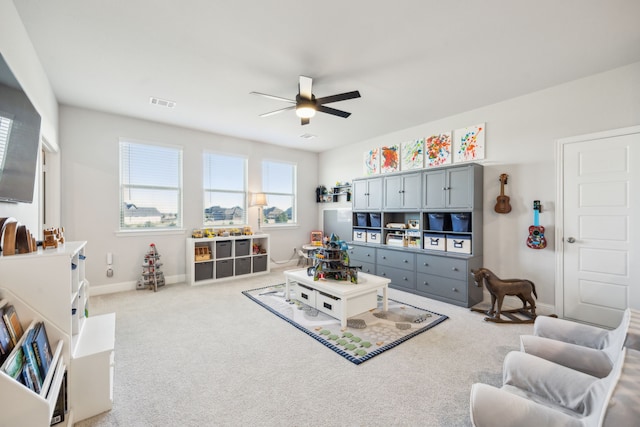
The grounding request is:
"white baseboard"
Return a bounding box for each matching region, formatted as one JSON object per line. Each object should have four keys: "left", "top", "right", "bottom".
{"left": 89, "top": 274, "right": 186, "bottom": 296}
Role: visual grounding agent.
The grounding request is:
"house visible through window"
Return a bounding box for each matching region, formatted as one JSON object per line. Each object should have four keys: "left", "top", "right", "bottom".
{"left": 262, "top": 160, "right": 296, "bottom": 225}
{"left": 119, "top": 139, "right": 182, "bottom": 230}
{"left": 203, "top": 152, "right": 247, "bottom": 226}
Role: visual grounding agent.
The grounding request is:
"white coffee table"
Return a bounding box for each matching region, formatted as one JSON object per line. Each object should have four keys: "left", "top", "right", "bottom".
{"left": 284, "top": 268, "right": 390, "bottom": 327}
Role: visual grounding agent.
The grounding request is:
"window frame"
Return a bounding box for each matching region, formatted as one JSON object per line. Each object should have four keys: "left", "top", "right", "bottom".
{"left": 202, "top": 151, "right": 248, "bottom": 228}
{"left": 118, "top": 138, "right": 183, "bottom": 233}
{"left": 261, "top": 159, "right": 297, "bottom": 228}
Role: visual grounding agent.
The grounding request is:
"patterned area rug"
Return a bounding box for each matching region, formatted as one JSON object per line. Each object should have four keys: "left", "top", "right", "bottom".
{"left": 243, "top": 283, "right": 448, "bottom": 365}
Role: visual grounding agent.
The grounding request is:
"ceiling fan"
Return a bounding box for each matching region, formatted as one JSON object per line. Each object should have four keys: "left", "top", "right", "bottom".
{"left": 251, "top": 76, "right": 361, "bottom": 125}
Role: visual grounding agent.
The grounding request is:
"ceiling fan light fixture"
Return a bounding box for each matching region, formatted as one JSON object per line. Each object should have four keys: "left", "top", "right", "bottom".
{"left": 296, "top": 105, "right": 316, "bottom": 118}
{"left": 295, "top": 97, "right": 316, "bottom": 118}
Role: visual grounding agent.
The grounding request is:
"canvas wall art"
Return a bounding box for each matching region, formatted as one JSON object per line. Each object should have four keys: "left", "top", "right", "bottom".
{"left": 363, "top": 148, "right": 380, "bottom": 175}
{"left": 425, "top": 132, "right": 452, "bottom": 167}
{"left": 381, "top": 144, "right": 400, "bottom": 173}
{"left": 454, "top": 123, "right": 485, "bottom": 162}
{"left": 401, "top": 139, "right": 424, "bottom": 170}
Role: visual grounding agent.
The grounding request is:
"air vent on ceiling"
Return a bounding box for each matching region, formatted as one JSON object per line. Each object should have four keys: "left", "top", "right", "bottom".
{"left": 150, "top": 96, "right": 176, "bottom": 108}
{"left": 299, "top": 133, "right": 316, "bottom": 140}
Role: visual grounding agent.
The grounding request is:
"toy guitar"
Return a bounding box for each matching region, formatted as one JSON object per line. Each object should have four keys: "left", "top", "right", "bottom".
{"left": 526, "top": 200, "right": 547, "bottom": 249}
{"left": 494, "top": 173, "right": 512, "bottom": 214}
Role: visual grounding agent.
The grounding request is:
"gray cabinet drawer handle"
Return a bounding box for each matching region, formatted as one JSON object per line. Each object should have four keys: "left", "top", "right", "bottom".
{"left": 452, "top": 267, "right": 458, "bottom": 271}
{"left": 452, "top": 288, "right": 458, "bottom": 292}
{"left": 423, "top": 281, "right": 429, "bottom": 286}
{"left": 403, "top": 277, "right": 408, "bottom": 281}
{"left": 403, "top": 259, "right": 408, "bottom": 263}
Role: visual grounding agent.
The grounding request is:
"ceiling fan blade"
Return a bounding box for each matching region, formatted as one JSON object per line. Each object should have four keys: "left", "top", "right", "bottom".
{"left": 315, "top": 90, "right": 361, "bottom": 105}
{"left": 259, "top": 105, "right": 296, "bottom": 117}
{"left": 299, "top": 76, "right": 313, "bottom": 99}
{"left": 301, "top": 117, "right": 310, "bottom": 126}
{"left": 316, "top": 105, "right": 351, "bottom": 118}
{"left": 250, "top": 91, "right": 295, "bottom": 103}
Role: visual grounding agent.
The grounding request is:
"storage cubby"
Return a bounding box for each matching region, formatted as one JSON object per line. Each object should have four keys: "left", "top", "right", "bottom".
{"left": 0, "top": 242, "right": 116, "bottom": 424}
{"left": 186, "top": 234, "right": 270, "bottom": 285}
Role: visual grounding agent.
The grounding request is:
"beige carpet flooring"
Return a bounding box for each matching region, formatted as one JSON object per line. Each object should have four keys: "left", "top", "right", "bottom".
{"left": 74, "top": 267, "right": 534, "bottom": 427}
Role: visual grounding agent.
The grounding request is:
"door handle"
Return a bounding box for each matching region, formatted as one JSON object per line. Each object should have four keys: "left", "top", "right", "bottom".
{"left": 566, "top": 237, "right": 576, "bottom": 243}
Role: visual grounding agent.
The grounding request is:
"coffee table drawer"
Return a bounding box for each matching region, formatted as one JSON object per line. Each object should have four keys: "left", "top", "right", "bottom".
{"left": 296, "top": 284, "right": 317, "bottom": 307}
{"left": 317, "top": 291, "right": 342, "bottom": 318}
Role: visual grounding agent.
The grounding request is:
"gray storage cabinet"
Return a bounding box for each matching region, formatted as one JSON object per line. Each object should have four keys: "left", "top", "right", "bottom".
{"left": 350, "top": 163, "right": 483, "bottom": 308}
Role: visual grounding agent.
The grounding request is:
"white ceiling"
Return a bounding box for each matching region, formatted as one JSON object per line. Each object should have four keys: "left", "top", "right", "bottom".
{"left": 13, "top": 0, "right": 640, "bottom": 153}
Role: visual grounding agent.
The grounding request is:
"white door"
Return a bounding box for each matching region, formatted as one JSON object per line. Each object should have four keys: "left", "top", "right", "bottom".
{"left": 558, "top": 126, "right": 640, "bottom": 327}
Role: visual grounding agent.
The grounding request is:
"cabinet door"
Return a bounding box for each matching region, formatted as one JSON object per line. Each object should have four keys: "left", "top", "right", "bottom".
{"left": 367, "top": 177, "right": 383, "bottom": 209}
{"left": 352, "top": 179, "right": 369, "bottom": 210}
{"left": 446, "top": 167, "right": 473, "bottom": 209}
{"left": 402, "top": 172, "right": 422, "bottom": 209}
{"left": 384, "top": 173, "right": 421, "bottom": 209}
{"left": 383, "top": 175, "right": 403, "bottom": 209}
{"left": 423, "top": 169, "right": 446, "bottom": 208}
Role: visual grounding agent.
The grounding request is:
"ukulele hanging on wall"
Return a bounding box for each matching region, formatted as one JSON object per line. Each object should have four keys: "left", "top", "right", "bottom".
{"left": 526, "top": 200, "right": 547, "bottom": 249}
{"left": 494, "top": 173, "right": 512, "bottom": 214}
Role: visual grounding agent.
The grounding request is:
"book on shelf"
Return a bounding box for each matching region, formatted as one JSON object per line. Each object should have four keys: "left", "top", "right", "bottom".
{"left": 2, "top": 346, "right": 25, "bottom": 380}
{"left": 50, "top": 371, "right": 67, "bottom": 426}
{"left": 0, "top": 305, "right": 14, "bottom": 364}
{"left": 31, "top": 322, "right": 53, "bottom": 378}
{"left": 2, "top": 304, "right": 24, "bottom": 347}
{"left": 21, "top": 327, "right": 44, "bottom": 392}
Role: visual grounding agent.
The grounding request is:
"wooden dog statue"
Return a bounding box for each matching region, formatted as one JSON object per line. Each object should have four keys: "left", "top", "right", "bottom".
{"left": 470, "top": 268, "right": 537, "bottom": 323}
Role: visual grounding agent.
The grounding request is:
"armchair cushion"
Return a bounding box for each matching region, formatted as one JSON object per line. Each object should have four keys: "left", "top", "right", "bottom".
{"left": 522, "top": 308, "right": 640, "bottom": 377}
{"left": 470, "top": 348, "right": 639, "bottom": 427}
{"left": 520, "top": 335, "right": 613, "bottom": 378}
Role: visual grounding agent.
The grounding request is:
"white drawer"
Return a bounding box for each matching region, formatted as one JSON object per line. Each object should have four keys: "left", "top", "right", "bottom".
{"left": 296, "top": 284, "right": 317, "bottom": 307}
{"left": 316, "top": 291, "right": 342, "bottom": 318}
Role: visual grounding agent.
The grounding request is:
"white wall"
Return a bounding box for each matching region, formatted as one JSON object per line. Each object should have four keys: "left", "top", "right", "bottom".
{"left": 318, "top": 61, "right": 640, "bottom": 306}
{"left": 59, "top": 106, "right": 319, "bottom": 291}
{"left": 0, "top": 0, "right": 60, "bottom": 233}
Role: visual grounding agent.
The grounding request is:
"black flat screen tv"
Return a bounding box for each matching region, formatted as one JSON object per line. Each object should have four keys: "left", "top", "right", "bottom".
{"left": 0, "top": 53, "right": 42, "bottom": 204}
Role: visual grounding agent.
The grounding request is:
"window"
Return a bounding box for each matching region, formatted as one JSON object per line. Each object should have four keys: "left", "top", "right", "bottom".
{"left": 261, "top": 160, "right": 296, "bottom": 226}
{"left": 203, "top": 152, "right": 247, "bottom": 226}
{"left": 119, "top": 140, "right": 182, "bottom": 230}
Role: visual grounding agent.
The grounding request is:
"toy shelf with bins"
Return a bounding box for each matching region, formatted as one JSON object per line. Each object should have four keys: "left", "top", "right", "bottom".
{"left": 186, "top": 234, "right": 270, "bottom": 286}
{"left": 349, "top": 163, "right": 484, "bottom": 308}
{"left": 0, "top": 241, "right": 116, "bottom": 424}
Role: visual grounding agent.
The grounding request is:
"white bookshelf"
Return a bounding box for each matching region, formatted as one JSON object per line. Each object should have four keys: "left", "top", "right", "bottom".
{"left": 0, "top": 241, "right": 116, "bottom": 425}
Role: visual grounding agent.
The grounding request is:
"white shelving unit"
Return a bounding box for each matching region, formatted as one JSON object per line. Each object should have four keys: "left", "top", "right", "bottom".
{"left": 0, "top": 241, "right": 116, "bottom": 425}
{"left": 186, "top": 234, "right": 270, "bottom": 286}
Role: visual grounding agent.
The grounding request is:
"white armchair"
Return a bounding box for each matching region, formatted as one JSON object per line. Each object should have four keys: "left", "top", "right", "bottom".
{"left": 470, "top": 347, "right": 640, "bottom": 427}
{"left": 519, "top": 308, "right": 640, "bottom": 377}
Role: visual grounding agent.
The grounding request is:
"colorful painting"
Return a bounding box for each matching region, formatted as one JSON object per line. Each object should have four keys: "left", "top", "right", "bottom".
{"left": 381, "top": 144, "right": 400, "bottom": 174}
{"left": 425, "top": 132, "right": 452, "bottom": 167}
{"left": 454, "top": 123, "right": 485, "bottom": 162}
{"left": 363, "top": 148, "right": 380, "bottom": 175}
{"left": 401, "top": 139, "right": 424, "bottom": 170}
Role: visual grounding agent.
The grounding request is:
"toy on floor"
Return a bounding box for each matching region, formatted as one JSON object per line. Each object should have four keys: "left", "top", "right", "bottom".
{"left": 470, "top": 268, "right": 537, "bottom": 323}
{"left": 137, "top": 243, "right": 165, "bottom": 291}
